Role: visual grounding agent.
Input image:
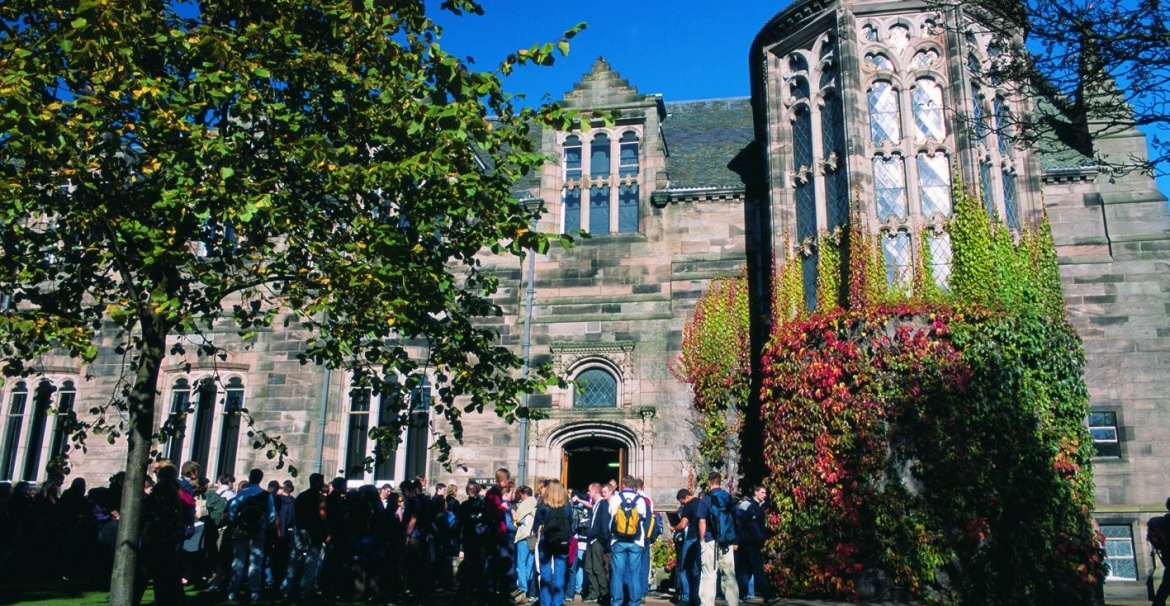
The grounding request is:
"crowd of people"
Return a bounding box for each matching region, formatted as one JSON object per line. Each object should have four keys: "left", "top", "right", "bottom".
{"left": 0, "top": 464, "right": 772, "bottom": 606}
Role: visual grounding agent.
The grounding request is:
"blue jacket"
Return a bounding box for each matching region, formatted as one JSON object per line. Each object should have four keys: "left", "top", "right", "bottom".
{"left": 228, "top": 485, "right": 276, "bottom": 531}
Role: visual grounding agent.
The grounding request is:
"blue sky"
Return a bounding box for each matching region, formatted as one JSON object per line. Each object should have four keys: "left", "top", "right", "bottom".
{"left": 434, "top": 3, "right": 784, "bottom": 105}
{"left": 435, "top": 2, "right": 1170, "bottom": 196}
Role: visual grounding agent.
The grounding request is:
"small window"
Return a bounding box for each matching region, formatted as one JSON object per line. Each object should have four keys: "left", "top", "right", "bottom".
{"left": 864, "top": 53, "right": 895, "bottom": 71}
{"left": 563, "top": 188, "right": 582, "bottom": 233}
{"left": 346, "top": 387, "right": 373, "bottom": 480}
{"left": 1002, "top": 170, "right": 1020, "bottom": 230}
{"left": 216, "top": 377, "right": 245, "bottom": 480}
{"left": 575, "top": 369, "right": 617, "bottom": 408}
{"left": 589, "top": 186, "right": 611, "bottom": 235}
{"left": 1088, "top": 411, "right": 1121, "bottom": 458}
{"left": 164, "top": 379, "right": 191, "bottom": 463}
{"left": 1, "top": 382, "right": 29, "bottom": 481}
{"left": 618, "top": 184, "right": 639, "bottom": 234}
{"left": 928, "top": 231, "right": 953, "bottom": 292}
{"left": 917, "top": 153, "right": 952, "bottom": 217}
{"left": 888, "top": 25, "right": 911, "bottom": 51}
{"left": 912, "top": 49, "right": 940, "bottom": 68}
{"left": 1100, "top": 524, "right": 1137, "bottom": 580}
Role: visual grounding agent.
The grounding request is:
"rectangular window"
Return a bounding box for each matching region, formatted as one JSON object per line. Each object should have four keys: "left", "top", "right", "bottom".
{"left": 1088, "top": 411, "right": 1121, "bottom": 458}
{"left": 874, "top": 156, "right": 908, "bottom": 221}
{"left": 49, "top": 385, "right": 76, "bottom": 464}
{"left": 1100, "top": 524, "right": 1138, "bottom": 580}
{"left": 1002, "top": 170, "right": 1020, "bottom": 230}
{"left": 563, "top": 188, "right": 581, "bottom": 233}
{"left": 619, "top": 141, "right": 639, "bottom": 177}
{"left": 882, "top": 231, "right": 913, "bottom": 291}
{"left": 190, "top": 380, "right": 217, "bottom": 475}
{"left": 216, "top": 383, "right": 244, "bottom": 480}
{"left": 22, "top": 383, "right": 53, "bottom": 481}
{"left": 589, "top": 186, "right": 610, "bottom": 235}
{"left": 618, "top": 184, "right": 639, "bottom": 234}
{"left": 346, "top": 389, "right": 372, "bottom": 480}
{"left": 405, "top": 380, "right": 431, "bottom": 481}
{"left": 164, "top": 384, "right": 190, "bottom": 463}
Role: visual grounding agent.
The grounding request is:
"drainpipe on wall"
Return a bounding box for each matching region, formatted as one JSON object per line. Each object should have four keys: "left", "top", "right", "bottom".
{"left": 517, "top": 198, "right": 542, "bottom": 486}
{"left": 518, "top": 246, "right": 536, "bottom": 486}
{"left": 314, "top": 312, "right": 330, "bottom": 474}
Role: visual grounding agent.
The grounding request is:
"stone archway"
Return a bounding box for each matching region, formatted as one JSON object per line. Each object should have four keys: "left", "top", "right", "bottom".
{"left": 534, "top": 421, "right": 641, "bottom": 489}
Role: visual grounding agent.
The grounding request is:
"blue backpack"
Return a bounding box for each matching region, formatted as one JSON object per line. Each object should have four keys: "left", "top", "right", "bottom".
{"left": 708, "top": 490, "right": 738, "bottom": 545}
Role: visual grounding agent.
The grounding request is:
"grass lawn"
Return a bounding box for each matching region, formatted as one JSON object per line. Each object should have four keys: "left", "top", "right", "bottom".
{"left": 1, "top": 582, "right": 221, "bottom": 606}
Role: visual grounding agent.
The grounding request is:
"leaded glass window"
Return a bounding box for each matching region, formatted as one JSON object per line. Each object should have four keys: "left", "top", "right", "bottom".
{"left": 928, "top": 231, "right": 953, "bottom": 291}
{"left": 790, "top": 76, "right": 810, "bottom": 101}
{"left": 618, "top": 184, "right": 638, "bottom": 234}
{"left": 803, "top": 253, "right": 819, "bottom": 312}
{"left": 794, "top": 108, "right": 816, "bottom": 241}
{"left": 863, "top": 24, "right": 878, "bottom": 41}
{"left": 563, "top": 188, "right": 581, "bottom": 233}
{"left": 869, "top": 82, "right": 901, "bottom": 145}
{"left": 972, "top": 88, "right": 987, "bottom": 144}
{"left": 1100, "top": 525, "right": 1137, "bottom": 580}
{"left": 1003, "top": 170, "right": 1020, "bottom": 230}
{"left": 590, "top": 134, "right": 610, "bottom": 178}
{"left": 888, "top": 25, "right": 911, "bottom": 51}
{"left": 917, "top": 153, "right": 952, "bottom": 217}
{"left": 979, "top": 161, "right": 995, "bottom": 219}
{"left": 822, "top": 93, "right": 848, "bottom": 230}
{"left": 873, "top": 156, "right": 907, "bottom": 220}
{"left": 882, "top": 231, "right": 912, "bottom": 290}
{"left": 589, "top": 186, "right": 610, "bottom": 234}
{"left": 993, "top": 96, "right": 1012, "bottom": 156}
{"left": 912, "top": 79, "right": 946, "bottom": 143}
{"left": 865, "top": 53, "right": 895, "bottom": 71}
{"left": 575, "top": 369, "right": 617, "bottom": 408}
{"left": 912, "top": 49, "right": 940, "bottom": 68}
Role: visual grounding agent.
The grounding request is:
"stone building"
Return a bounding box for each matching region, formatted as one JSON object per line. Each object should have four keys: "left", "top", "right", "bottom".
{"left": 1, "top": 0, "right": 1168, "bottom": 598}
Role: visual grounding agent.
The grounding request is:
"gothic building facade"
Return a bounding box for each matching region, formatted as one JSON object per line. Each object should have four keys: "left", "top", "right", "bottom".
{"left": 2, "top": 0, "right": 1168, "bottom": 597}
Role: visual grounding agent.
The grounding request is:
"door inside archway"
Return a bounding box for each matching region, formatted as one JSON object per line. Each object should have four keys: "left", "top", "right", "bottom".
{"left": 561, "top": 436, "right": 626, "bottom": 494}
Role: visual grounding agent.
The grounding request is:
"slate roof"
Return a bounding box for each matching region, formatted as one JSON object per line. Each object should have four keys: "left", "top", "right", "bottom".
{"left": 660, "top": 97, "right": 755, "bottom": 191}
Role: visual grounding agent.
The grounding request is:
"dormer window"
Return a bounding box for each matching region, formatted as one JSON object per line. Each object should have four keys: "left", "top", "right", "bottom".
{"left": 561, "top": 129, "right": 641, "bottom": 235}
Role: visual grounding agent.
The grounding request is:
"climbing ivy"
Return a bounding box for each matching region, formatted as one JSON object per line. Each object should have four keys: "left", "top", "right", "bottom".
{"left": 672, "top": 272, "right": 752, "bottom": 476}
{"left": 753, "top": 187, "right": 1101, "bottom": 605}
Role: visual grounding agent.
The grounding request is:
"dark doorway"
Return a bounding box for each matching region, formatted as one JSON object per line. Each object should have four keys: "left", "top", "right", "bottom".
{"left": 562, "top": 437, "right": 626, "bottom": 494}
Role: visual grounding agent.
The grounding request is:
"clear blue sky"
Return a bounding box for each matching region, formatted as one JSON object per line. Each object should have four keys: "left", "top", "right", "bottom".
{"left": 433, "top": 2, "right": 784, "bottom": 105}
{"left": 435, "top": 2, "right": 1170, "bottom": 195}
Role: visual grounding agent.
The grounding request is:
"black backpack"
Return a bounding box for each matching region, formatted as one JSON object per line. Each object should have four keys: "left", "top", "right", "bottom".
{"left": 572, "top": 501, "right": 591, "bottom": 539}
{"left": 236, "top": 491, "right": 268, "bottom": 534}
{"left": 543, "top": 506, "right": 573, "bottom": 556}
{"left": 465, "top": 496, "right": 489, "bottom": 536}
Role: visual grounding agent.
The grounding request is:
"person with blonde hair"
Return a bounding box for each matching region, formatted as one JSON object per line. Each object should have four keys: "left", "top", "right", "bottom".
{"left": 535, "top": 480, "right": 574, "bottom": 606}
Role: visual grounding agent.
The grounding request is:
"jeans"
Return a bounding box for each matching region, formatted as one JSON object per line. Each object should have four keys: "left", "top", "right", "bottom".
{"left": 572, "top": 543, "right": 586, "bottom": 596}
{"left": 678, "top": 538, "right": 699, "bottom": 605}
{"left": 281, "top": 529, "right": 325, "bottom": 599}
{"left": 639, "top": 538, "right": 651, "bottom": 595}
{"left": 539, "top": 553, "right": 570, "bottom": 606}
{"left": 610, "top": 541, "right": 645, "bottom": 606}
{"left": 230, "top": 527, "right": 266, "bottom": 597}
{"left": 516, "top": 539, "right": 534, "bottom": 595}
{"left": 699, "top": 541, "right": 738, "bottom": 606}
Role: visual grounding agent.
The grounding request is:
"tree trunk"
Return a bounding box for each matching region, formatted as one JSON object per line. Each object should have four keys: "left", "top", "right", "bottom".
{"left": 108, "top": 315, "right": 167, "bottom": 606}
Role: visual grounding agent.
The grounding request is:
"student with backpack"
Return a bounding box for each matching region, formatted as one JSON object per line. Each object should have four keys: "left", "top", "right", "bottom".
{"left": 226, "top": 468, "right": 276, "bottom": 602}
{"left": 696, "top": 472, "right": 739, "bottom": 606}
{"left": 536, "top": 480, "right": 575, "bottom": 606}
{"left": 1150, "top": 497, "right": 1170, "bottom": 606}
{"left": 610, "top": 475, "right": 650, "bottom": 606}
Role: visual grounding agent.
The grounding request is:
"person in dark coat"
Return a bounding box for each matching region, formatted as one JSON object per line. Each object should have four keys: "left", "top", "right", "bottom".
{"left": 136, "top": 462, "right": 188, "bottom": 605}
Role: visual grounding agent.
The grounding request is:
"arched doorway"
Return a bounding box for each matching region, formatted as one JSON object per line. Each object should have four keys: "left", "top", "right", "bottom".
{"left": 561, "top": 436, "right": 626, "bottom": 493}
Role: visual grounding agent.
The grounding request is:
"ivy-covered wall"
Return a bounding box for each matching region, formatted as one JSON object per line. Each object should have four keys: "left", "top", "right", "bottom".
{"left": 682, "top": 186, "right": 1103, "bottom": 605}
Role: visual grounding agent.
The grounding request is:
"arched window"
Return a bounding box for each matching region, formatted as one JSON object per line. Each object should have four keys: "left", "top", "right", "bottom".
{"left": 912, "top": 48, "right": 940, "bottom": 68}
{"left": 164, "top": 378, "right": 190, "bottom": 463}
{"left": 618, "top": 131, "right": 640, "bottom": 234}
{"left": 822, "top": 92, "right": 848, "bottom": 230}
{"left": 1002, "top": 170, "right": 1020, "bottom": 230}
{"left": 405, "top": 376, "right": 431, "bottom": 481}
{"left": 563, "top": 136, "right": 583, "bottom": 233}
{"left": 342, "top": 373, "right": 430, "bottom": 486}
{"left": 21, "top": 381, "right": 54, "bottom": 481}
{"left": 865, "top": 53, "right": 895, "bottom": 71}
{"left": 215, "top": 377, "right": 245, "bottom": 479}
{"left": 189, "top": 378, "right": 217, "bottom": 474}
{"left": 873, "top": 155, "right": 908, "bottom": 221}
{"left": 0, "top": 382, "right": 28, "bottom": 481}
{"left": 928, "top": 231, "right": 954, "bottom": 291}
{"left": 575, "top": 369, "right": 617, "bottom": 408}
{"left": 590, "top": 134, "right": 611, "bottom": 178}
{"left": 48, "top": 381, "right": 75, "bottom": 466}
{"left": 868, "top": 81, "right": 902, "bottom": 145}
{"left": 589, "top": 186, "right": 611, "bottom": 234}
{"left": 346, "top": 386, "right": 372, "bottom": 480}
{"left": 912, "top": 79, "right": 946, "bottom": 143}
